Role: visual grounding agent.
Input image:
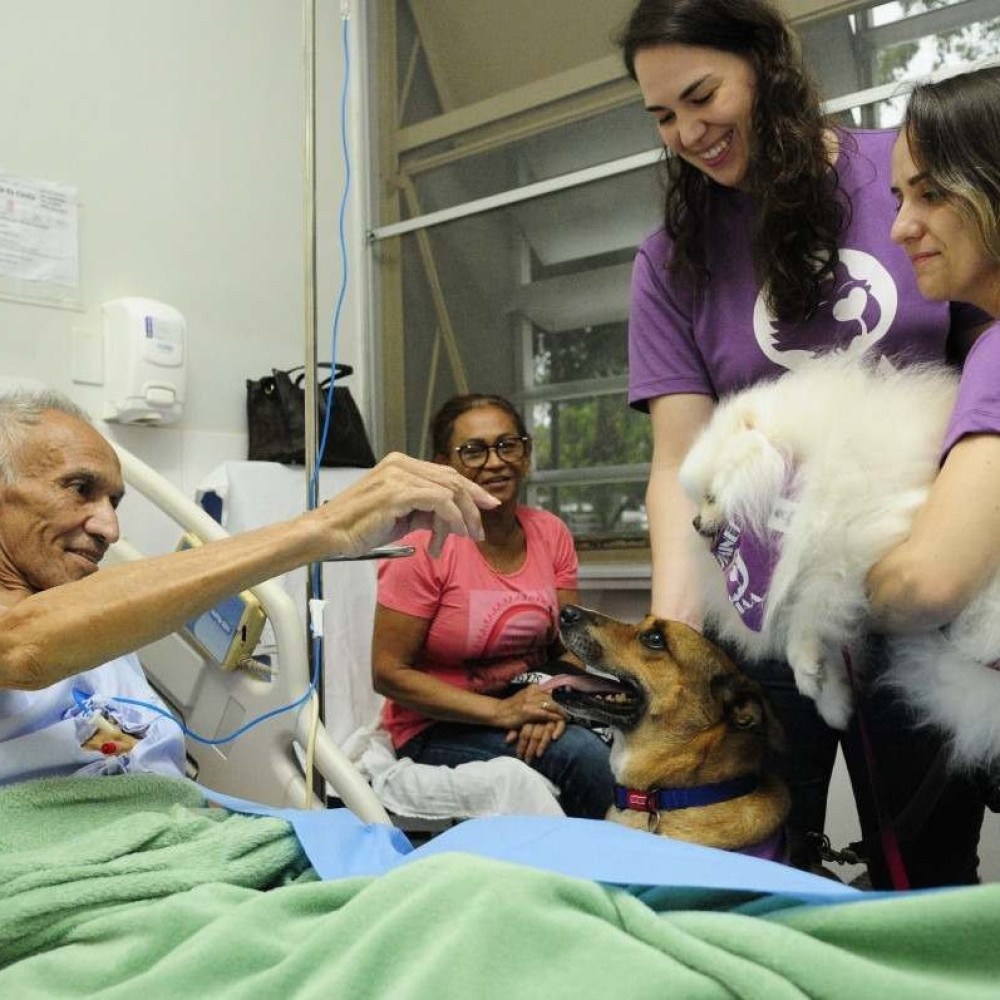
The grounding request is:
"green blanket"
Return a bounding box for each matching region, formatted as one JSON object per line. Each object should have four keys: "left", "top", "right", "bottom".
{"left": 2, "top": 775, "right": 999, "bottom": 998}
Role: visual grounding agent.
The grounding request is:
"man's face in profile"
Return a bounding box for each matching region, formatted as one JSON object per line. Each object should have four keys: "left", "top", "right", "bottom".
{"left": 0, "top": 411, "right": 124, "bottom": 595}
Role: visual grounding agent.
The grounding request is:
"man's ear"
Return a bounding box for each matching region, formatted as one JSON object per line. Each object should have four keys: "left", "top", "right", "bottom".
{"left": 710, "top": 673, "right": 785, "bottom": 749}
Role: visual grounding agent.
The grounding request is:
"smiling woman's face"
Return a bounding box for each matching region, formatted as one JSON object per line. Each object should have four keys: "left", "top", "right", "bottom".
{"left": 633, "top": 42, "right": 758, "bottom": 190}
{"left": 443, "top": 405, "right": 530, "bottom": 506}
{"left": 890, "top": 131, "right": 1000, "bottom": 313}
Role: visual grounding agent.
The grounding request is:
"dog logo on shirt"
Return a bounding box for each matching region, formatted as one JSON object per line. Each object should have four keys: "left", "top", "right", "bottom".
{"left": 753, "top": 249, "right": 897, "bottom": 370}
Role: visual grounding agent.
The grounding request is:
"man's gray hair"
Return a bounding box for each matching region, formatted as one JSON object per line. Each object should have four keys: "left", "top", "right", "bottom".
{"left": 0, "top": 389, "right": 93, "bottom": 485}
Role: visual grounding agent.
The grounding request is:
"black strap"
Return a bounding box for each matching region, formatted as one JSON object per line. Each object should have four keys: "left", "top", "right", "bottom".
{"left": 286, "top": 362, "right": 354, "bottom": 388}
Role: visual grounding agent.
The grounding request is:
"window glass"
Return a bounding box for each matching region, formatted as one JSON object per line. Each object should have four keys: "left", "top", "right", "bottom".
{"left": 529, "top": 393, "right": 651, "bottom": 475}
{"left": 531, "top": 322, "right": 629, "bottom": 389}
{"left": 395, "top": 101, "right": 657, "bottom": 223}
{"left": 528, "top": 481, "right": 650, "bottom": 546}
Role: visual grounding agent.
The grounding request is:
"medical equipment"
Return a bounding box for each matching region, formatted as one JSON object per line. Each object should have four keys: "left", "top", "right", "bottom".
{"left": 175, "top": 532, "right": 268, "bottom": 671}
{"left": 102, "top": 297, "right": 186, "bottom": 425}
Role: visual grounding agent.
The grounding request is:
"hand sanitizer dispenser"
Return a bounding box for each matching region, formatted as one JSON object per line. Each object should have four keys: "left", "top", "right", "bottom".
{"left": 102, "top": 297, "right": 186, "bottom": 425}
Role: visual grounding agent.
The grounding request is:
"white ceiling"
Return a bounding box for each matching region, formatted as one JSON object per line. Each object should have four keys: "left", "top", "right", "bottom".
{"left": 408, "top": 0, "right": 871, "bottom": 111}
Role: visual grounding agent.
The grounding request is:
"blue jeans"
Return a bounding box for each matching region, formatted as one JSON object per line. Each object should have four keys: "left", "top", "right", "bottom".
{"left": 398, "top": 721, "right": 614, "bottom": 820}
{"left": 729, "top": 633, "right": 985, "bottom": 888}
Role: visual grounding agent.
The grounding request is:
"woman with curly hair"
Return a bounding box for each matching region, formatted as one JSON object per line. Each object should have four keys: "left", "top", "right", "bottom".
{"left": 620, "top": 0, "right": 989, "bottom": 887}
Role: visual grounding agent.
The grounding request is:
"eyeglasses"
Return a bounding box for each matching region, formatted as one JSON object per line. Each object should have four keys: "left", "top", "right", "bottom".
{"left": 453, "top": 434, "right": 531, "bottom": 469}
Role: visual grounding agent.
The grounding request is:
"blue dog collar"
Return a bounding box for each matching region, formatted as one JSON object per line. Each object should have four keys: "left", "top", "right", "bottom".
{"left": 614, "top": 774, "right": 759, "bottom": 814}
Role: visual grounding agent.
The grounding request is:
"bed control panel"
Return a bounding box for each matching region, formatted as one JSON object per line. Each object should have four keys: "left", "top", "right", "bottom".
{"left": 176, "top": 533, "right": 268, "bottom": 671}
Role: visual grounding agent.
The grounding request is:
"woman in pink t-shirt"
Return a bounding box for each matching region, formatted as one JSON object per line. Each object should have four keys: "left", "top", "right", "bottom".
{"left": 372, "top": 394, "right": 613, "bottom": 819}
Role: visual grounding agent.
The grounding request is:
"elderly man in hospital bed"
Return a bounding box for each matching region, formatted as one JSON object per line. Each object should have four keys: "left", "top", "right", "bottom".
{"left": 0, "top": 388, "right": 498, "bottom": 785}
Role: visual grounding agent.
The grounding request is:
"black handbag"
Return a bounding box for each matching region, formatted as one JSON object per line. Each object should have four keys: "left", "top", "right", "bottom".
{"left": 246, "top": 362, "right": 377, "bottom": 468}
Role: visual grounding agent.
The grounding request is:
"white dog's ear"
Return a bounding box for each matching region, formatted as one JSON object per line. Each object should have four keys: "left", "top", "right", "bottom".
{"left": 717, "top": 424, "right": 793, "bottom": 528}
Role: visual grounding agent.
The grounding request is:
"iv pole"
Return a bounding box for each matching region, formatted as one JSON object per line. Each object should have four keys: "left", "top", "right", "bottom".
{"left": 303, "top": 0, "right": 319, "bottom": 529}
{"left": 302, "top": 0, "right": 326, "bottom": 802}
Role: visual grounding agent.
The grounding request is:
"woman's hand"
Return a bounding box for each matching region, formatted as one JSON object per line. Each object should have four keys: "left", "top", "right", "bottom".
{"left": 505, "top": 719, "right": 566, "bottom": 761}
{"left": 492, "top": 683, "right": 565, "bottom": 731}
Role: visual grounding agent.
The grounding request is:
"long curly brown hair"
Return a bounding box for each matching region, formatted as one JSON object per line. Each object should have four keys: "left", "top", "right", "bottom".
{"left": 618, "top": 0, "right": 848, "bottom": 323}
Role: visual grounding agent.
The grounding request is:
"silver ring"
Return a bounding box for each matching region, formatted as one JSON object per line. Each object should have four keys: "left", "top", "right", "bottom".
{"left": 542, "top": 700, "right": 550, "bottom": 710}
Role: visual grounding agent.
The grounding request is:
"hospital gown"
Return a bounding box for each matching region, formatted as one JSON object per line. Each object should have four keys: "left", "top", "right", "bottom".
{"left": 0, "top": 654, "right": 186, "bottom": 786}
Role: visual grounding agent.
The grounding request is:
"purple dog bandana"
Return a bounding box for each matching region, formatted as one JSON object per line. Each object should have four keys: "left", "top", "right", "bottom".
{"left": 710, "top": 490, "right": 797, "bottom": 633}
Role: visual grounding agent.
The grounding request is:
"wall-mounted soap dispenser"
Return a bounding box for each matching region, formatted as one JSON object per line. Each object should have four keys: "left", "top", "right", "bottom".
{"left": 102, "top": 297, "right": 186, "bottom": 425}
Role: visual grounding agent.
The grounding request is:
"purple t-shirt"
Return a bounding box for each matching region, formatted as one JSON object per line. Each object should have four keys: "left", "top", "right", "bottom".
{"left": 942, "top": 321, "right": 1000, "bottom": 459}
{"left": 628, "top": 129, "right": 988, "bottom": 406}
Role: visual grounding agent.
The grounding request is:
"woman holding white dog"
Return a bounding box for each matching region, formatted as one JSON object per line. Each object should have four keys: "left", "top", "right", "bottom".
{"left": 618, "top": 0, "right": 989, "bottom": 887}
{"left": 869, "top": 67, "right": 1000, "bottom": 630}
{"left": 866, "top": 69, "right": 1000, "bottom": 794}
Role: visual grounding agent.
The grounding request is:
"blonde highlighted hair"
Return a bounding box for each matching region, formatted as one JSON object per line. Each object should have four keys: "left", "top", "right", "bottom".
{"left": 903, "top": 66, "right": 1000, "bottom": 267}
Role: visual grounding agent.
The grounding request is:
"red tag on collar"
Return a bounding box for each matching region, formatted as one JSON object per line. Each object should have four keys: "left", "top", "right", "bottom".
{"left": 623, "top": 789, "right": 654, "bottom": 812}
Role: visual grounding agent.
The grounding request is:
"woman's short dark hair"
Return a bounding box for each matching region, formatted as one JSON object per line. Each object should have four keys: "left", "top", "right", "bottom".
{"left": 430, "top": 394, "right": 528, "bottom": 459}
{"left": 617, "top": 0, "right": 846, "bottom": 323}
{"left": 903, "top": 66, "right": 1000, "bottom": 267}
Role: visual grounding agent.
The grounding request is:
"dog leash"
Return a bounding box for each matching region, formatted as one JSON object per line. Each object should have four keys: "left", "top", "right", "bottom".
{"left": 841, "top": 645, "right": 911, "bottom": 890}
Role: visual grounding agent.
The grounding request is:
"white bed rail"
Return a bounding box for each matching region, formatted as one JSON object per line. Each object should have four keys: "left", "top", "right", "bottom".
{"left": 111, "top": 443, "right": 390, "bottom": 824}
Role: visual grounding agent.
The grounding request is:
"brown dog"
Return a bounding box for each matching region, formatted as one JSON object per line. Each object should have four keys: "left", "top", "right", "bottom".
{"left": 552, "top": 605, "right": 790, "bottom": 857}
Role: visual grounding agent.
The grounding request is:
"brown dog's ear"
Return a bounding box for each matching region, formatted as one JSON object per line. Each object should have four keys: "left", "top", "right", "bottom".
{"left": 710, "top": 674, "right": 785, "bottom": 750}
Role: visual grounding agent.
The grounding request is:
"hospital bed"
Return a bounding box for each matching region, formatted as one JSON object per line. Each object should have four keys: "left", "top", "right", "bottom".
{"left": 104, "top": 445, "right": 390, "bottom": 822}
{"left": 4, "top": 447, "right": 1000, "bottom": 994}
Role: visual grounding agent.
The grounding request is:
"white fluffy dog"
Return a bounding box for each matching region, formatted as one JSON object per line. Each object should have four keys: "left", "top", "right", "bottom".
{"left": 889, "top": 586, "right": 1000, "bottom": 769}
{"left": 678, "top": 353, "right": 961, "bottom": 733}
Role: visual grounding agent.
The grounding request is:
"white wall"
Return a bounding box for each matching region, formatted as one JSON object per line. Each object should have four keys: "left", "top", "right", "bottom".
{"left": 0, "top": 0, "right": 371, "bottom": 553}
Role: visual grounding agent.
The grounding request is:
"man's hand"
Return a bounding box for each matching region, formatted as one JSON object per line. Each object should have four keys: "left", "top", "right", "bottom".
{"left": 311, "top": 452, "right": 500, "bottom": 558}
